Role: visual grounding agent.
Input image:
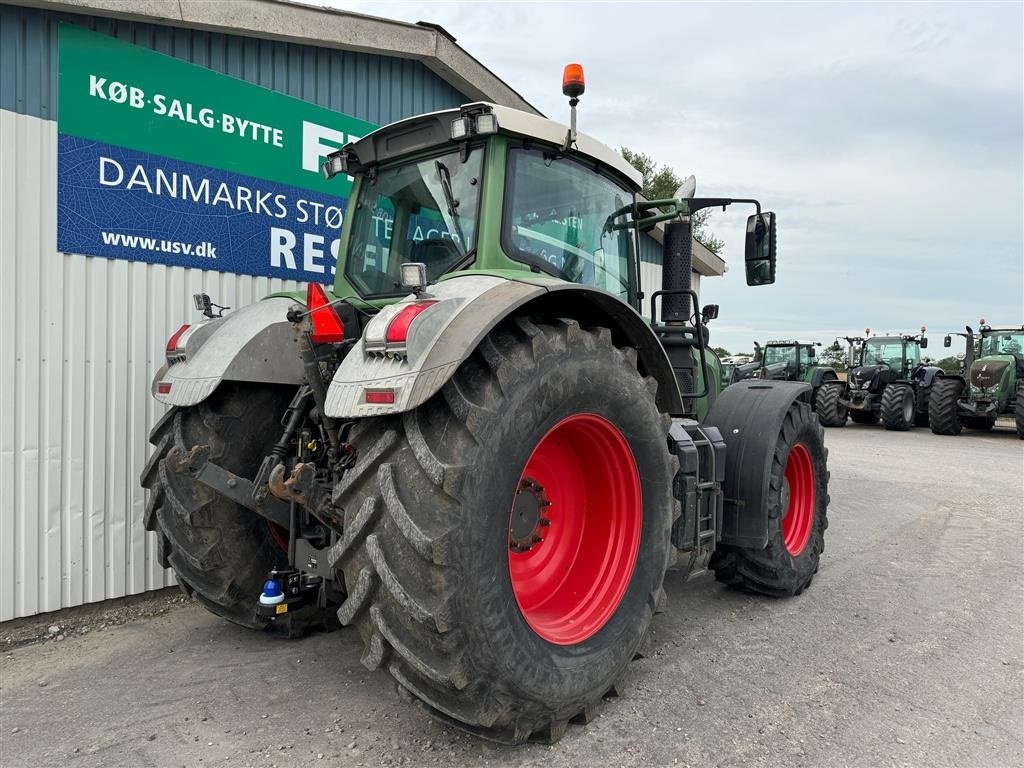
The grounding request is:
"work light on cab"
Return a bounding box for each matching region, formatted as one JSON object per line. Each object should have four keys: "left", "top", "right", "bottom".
{"left": 305, "top": 282, "right": 345, "bottom": 344}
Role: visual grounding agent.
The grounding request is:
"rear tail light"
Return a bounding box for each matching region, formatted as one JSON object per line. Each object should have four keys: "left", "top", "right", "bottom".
{"left": 306, "top": 283, "right": 345, "bottom": 344}
{"left": 365, "top": 389, "right": 396, "bottom": 405}
{"left": 165, "top": 323, "right": 192, "bottom": 363}
{"left": 385, "top": 301, "right": 437, "bottom": 344}
{"left": 166, "top": 324, "right": 191, "bottom": 353}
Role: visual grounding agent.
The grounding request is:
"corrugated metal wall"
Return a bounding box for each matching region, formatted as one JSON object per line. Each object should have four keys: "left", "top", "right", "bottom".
{"left": 0, "top": 3, "right": 469, "bottom": 621}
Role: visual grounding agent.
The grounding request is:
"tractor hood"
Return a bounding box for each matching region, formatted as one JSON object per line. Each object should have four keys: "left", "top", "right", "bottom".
{"left": 849, "top": 364, "right": 887, "bottom": 391}
{"left": 969, "top": 356, "right": 1014, "bottom": 394}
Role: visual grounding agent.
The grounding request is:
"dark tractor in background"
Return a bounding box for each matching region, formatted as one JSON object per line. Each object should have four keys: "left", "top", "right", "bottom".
{"left": 930, "top": 321, "right": 1024, "bottom": 437}
{"left": 744, "top": 340, "right": 845, "bottom": 427}
{"left": 819, "top": 328, "right": 940, "bottom": 430}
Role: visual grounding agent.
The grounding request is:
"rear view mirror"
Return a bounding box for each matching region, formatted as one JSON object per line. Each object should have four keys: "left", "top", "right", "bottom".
{"left": 943, "top": 335, "right": 952, "bottom": 348}
{"left": 808, "top": 346, "right": 816, "bottom": 358}
{"left": 920, "top": 337, "right": 928, "bottom": 349}
{"left": 744, "top": 212, "right": 776, "bottom": 286}
{"left": 701, "top": 303, "right": 719, "bottom": 322}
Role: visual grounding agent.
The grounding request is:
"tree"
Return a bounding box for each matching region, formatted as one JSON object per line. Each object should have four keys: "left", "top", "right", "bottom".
{"left": 712, "top": 346, "right": 730, "bottom": 358}
{"left": 818, "top": 341, "right": 848, "bottom": 372}
{"left": 935, "top": 356, "right": 962, "bottom": 374}
{"left": 619, "top": 147, "right": 725, "bottom": 255}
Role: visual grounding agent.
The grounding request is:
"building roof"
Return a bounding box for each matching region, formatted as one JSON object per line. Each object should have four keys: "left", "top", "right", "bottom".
{"left": 15, "top": 0, "right": 540, "bottom": 114}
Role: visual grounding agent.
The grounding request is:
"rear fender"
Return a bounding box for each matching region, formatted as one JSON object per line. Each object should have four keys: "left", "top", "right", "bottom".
{"left": 809, "top": 367, "right": 839, "bottom": 389}
{"left": 324, "top": 274, "right": 683, "bottom": 418}
{"left": 913, "top": 365, "right": 944, "bottom": 389}
{"left": 151, "top": 297, "right": 304, "bottom": 406}
{"left": 704, "top": 380, "right": 813, "bottom": 549}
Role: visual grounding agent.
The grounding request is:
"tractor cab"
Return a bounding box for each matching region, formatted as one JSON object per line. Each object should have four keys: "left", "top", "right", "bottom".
{"left": 755, "top": 340, "right": 820, "bottom": 382}
{"left": 324, "top": 101, "right": 648, "bottom": 311}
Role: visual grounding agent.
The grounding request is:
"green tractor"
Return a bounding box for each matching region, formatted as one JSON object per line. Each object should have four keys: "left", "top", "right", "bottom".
{"left": 817, "top": 328, "right": 939, "bottom": 430}
{"left": 141, "top": 73, "right": 830, "bottom": 743}
{"left": 745, "top": 340, "right": 845, "bottom": 427}
{"left": 929, "top": 321, "right": 1024, "bottom": 437}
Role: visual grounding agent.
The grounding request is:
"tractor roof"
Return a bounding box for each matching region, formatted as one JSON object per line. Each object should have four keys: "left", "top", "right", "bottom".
{"left": 345, "top": 102, "right": 643, "bottom": 189}
{"left": 979, "top": 325, "right": 1024, "bottom": 334}
{"left": 765, "top": 339, "right": 817, "bottom": 347}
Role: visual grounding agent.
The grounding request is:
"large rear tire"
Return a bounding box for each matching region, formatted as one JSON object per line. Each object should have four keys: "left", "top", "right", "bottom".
{"left": 814, "top": 381, "right": 847, "bottom": 427}
{"left": 928, "top": 376, "right": 964, "bottom": 435}
{"left": 140, "top": 383, "right": 329, "bottom": 634}
{"left": 881, "top": 383, "right": 914, "bottom": 431}
{"left": 330, "top": 318, "right": 677, "bottom": 743}
{"left": 709, "top": 399, "right": 829, "bottom": 596}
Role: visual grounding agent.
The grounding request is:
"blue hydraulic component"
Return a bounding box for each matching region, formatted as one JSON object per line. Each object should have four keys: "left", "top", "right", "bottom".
{"left": 259, "top": 579, "right": 285, "bottom": 605}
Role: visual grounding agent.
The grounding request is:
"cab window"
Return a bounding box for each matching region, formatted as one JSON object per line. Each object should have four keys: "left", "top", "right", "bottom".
{"left": 503, "top": 148, "right": 634, "bottom": 301}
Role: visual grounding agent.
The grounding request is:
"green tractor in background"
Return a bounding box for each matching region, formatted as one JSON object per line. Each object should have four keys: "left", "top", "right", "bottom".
{"left": 746, "top": 340, "right": 845, "bottom": 427}
{"left": 817, "top": 328, "right": 940, "bottom": 430}
{"left": 929, "top": 321, "right": 1024, "bottom": 437}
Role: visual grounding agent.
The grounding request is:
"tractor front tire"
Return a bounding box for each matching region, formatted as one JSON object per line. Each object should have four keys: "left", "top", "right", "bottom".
{"left": 709, "top": 399, "right": 829, "bottom": 597}
{"left": 140, "top": 384, "right": 326, "bottom": 633}
{"left": 1016, "top": 382, "right": 1024, "bottom": 439}
{"left": 330, "top": 318, "right": 677, "bottom": 743}
{"left": 928, "top": 377, "right": 963, "bottom": 435}
{"left": 881, "top": 383, "right": 914, "bottom": 431}
{"left": 814, "top": 381, "right": 847, "bottom": 427}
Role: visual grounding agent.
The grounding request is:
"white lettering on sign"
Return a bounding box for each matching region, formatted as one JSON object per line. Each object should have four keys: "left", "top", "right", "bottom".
{"left": 301, "top": 121, "right": 361, "bottom": 177}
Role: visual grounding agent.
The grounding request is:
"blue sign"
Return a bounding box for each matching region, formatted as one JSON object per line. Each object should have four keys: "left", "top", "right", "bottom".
{"left": 57, "top": 135, "right": 348, "bottom": 283}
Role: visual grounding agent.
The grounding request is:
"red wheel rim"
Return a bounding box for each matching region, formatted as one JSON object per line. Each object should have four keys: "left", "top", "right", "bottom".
{"left": 782, "top": 442, "right": 816, "bottom": 556}
{"left": 508, "top": 414, "right": 642, "bottom": 646}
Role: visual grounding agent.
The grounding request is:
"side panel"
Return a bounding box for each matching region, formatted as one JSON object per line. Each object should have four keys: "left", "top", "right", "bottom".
{"left": 705, "top": 380, "right": 813, "bottom": 549}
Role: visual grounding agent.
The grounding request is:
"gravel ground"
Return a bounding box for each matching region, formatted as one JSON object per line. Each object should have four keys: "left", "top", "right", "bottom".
{"left": 1, "top": 424, "right": 1022, "bottom": 768}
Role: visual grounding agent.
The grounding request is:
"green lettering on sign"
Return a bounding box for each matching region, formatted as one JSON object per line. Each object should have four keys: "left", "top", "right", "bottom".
{"left": 58, "top": 24, "right": 377, "bottom": 197}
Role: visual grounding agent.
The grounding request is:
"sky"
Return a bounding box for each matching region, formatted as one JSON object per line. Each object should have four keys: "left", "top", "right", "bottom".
{"left": 319, "top": 0, "right": 1022, "bottom": 355}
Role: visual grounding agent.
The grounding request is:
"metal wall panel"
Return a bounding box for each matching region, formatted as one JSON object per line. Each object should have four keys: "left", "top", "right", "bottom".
{"left": 0, "top": 4, "right": 467, "bottom": 123}
{"left": 0, "top": 110, "right": 321, "bottom": 620}
{"left": 0, "top": 3, "right": 470, "bottom": 620}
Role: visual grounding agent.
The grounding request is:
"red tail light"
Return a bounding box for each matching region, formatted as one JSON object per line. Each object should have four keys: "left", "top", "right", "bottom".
{"left": 386, "top": 301, "right": 437, "bottom": 344}
{"left": 166, "top": 324, "right": 191, "bottom": 354}
{"left": 365, "top": 389, "right": 396, "bottom": 404}
{"left": 306, "top": 283, "right": 345, "bottom": 344}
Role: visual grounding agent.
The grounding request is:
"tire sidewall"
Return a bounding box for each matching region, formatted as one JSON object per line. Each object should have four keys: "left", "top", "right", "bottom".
{"left": 454, "top": 336, "right": 675, "bottom": 708}
{"left": 764, "top": 406, "right": 828, "bottom": 577}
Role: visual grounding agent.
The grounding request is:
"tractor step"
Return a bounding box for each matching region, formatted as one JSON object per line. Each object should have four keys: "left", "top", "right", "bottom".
{"left": 668, "top": 419, "right": 726, "bottom": 578}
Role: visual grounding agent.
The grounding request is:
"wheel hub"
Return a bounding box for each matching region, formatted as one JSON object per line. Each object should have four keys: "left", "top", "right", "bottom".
{"left": 509, "top": 477, "right": 551, "bottom": 553}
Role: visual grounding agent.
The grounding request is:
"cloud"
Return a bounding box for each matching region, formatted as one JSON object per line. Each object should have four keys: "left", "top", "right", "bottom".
{"left": 315, "top": 0, "right": 1023, "bottom": 354}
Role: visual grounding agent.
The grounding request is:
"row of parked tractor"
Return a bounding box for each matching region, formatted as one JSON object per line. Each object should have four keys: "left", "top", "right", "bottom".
{"left": 719, "top": 322, "right": 1024, "bottom": 437}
